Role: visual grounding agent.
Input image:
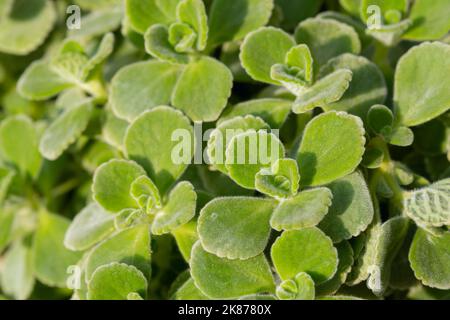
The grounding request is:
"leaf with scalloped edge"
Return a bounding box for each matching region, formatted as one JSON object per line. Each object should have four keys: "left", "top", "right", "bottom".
{"left": 125, "top": 106, "right": 194, "bottom": 195}
{"left": 0, "top": 0, "right": 56, "bottom": 55}
{"left": 176, "top": 0, "right": 208, "bottom": 51}
{"left": 367, "top": 20, "right": 413, "bottom": 47}
{"left": 319, "top": 171, "right": 374, "bottom": 243}
{"left": 404, "top": 179, "right": 450, "bottom": 228}
{"left": 270, "top": 187, "right": 332, "bottom": 231}
{"left": 152, "top": 181, "right": 196, "bottom": 235}
{"left": 130, "top": 175, "right": 162, "bottom": 214}
{"left": 39, "top": 100, "right": 93, "bottom": 160}
{"left": 190, "top": 241, "right": 275, "bottom": 299}
{"left": 271, "top": 228, "right": 338, "bottom": 284}
{"left": 255, "top": 158, "right": 300, "bottom": 198}
{"left": 125, "top": 0, "right": 181, "bottom": 33}
{"left": 297, "top": 111, "right": 365, "bottom": 187}
{"left": 93, "top": 159, "right": 146, "bottom": 213}
{"left": 198, "top": 197, "right": 276, "bottom": 260}
{"left": 240, "top": 27, "right": 296, "bottom": 85}
{"left": 172, "top": 57, "right": 233, "bottom": 122}
{"left": 394, "top": 42, "right": 450, "bottom": 127}
{"left": 87, "top": 263, "right": 148, "bottom": 300}
{"left": 110, "top": 61, "right": 182, "bottom": 122}
{"left": 80, "top": 33, "right": 115, "bottom": 80}
{"left": 409, "top": 228, "right": 450, "bottom": 290}
{"left": 144, "top": 24, "right": 190, "bottom": 64}
{"left": 226, "top": 131, "right": 285, "bottom": 189}
{"left": 276, "top": 272, "right": 315, "bottom": 300}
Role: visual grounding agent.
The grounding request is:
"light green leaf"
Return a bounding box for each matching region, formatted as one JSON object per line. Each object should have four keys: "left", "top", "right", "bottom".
{"left": 389, "top": 126, "right": 414, "bottom": 147}
{"left": 110, "top": 61, "right": 182, "bottom": 122}
{"left": 68, "top": 7, "right": 123, "bottom": 40}
{"left": 255, "top": 158, "right": 300, "bottom": 198}
{"left": 39, "top": 100, "right": 93, "bottom": 160}
{"left": 172, "top": 221, "right": 198, "bottom": 262}
{"left": 271, "top": 228, "right": 338, "bottom": 284}
{"left": 275, "top": 0, "right": 324, "bottom": 30}
{"left": 240, "top": 27, "right": 296, "bottom": 85}
{"left": 177, "top": 0, "right": 208, "bottom": 51}
{"left": 190, "top": 241, "right": 275, "bottom": 299}
{"left": 409, "top": 228, "right": 450, "bottom": 290}
{"left": 0, "top": 202, "right": 16, "bottom": 252}
{"left": 33, "top": 211, "right": 83, "bottom": 287}
{"left": 174, "top": 277, "right": 210, "bottom": 300}
{"left": 0, "top": 0, "right": 56, "bottom": 55}
{"left": 208, "top": 115, "right": 270, "bottom": 174}
{"left": 0, "top": 166, "right": 14, "bottom": 204}
{"left": 294, "top": 18, "right": 361, "bottom": 68}
{"left": 1, "top": 239, "right": 34, "bottom": 300}
{"left": 292, "top": 69, "right": 353, "bottom": 113}
{"left": 85, "top": 225, "right": 151, "bottom": 281}
{"left": 394, "top": 42, "right": 450, "bottom": 127}
{"left": 130, "top": 175, "right": 162, "bottom": 214}
{"left": 125, "top": 0, "right": 181, "bottom": 33}
{"left": 80, "top": 33, "right": 115, "bottom": 80}
{"left": 367, "top": 19, "right": 412, "bottom": 47}
{"left": 339, "top": 0, "right": 361, "bottom": 17}
{"left": 198, "top": 197, "right": 277, "bottom": 259}
{"left": 172, "top": 57, "right": 233, "bottom": 122}
{"left": 367, "top": 104, "right": 394, "bottom": 136}
{"left": 92, "top": 159, "right": 146, "bottom": 213}
{"left": 144, "top": 24, "right": 190, "bottom": 63}
{"left": 208, "top": 0, "right": 274, "bottom": 48}
{"left": 404, "top": 179, "right": 450, "bottom": 228}
{"left": 64, "top": 203, "right": 115, "bottom": 252}
{"left": 360, "top": 0, "right": 408, "bottom": 23}
{"left": 319, "top": 171, "right": 374, "bottom": 243}
{"left": 0, "top": 115, "right": 42, "bottom": 178}
{"left": 87, "top": 263, "right": 148, "bottom": 300}
{"left": 276, "top": 272, "right": 315, "bottom": 300}
{"left": 102, "top": 110, "right": 129, "bottom": 152}
{"left": 152, "top": 181, "right": 196, "bottom": 235}
{"left": 319, "top": 54, "right": 387, "bottom": 119}
{"left": 270, "top": 187, "right": 332, "bottom": 231}
{"left": 225, "top": 131, "right": 285, "bottom": 189}
{"left": 220, "top": 99, "right": 292, "bottom": 129}
{"left": 125, "top": 106, "right": 194, "bottom": 195}
{"left": 297, "top": 111, "right": 365, "bottom": 187}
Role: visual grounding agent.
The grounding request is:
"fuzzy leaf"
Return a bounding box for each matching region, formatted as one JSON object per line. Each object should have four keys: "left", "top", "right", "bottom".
{"left": 198, "top": 197, "right": 277, "bottom": 259}
{"left": 271, "top": 228, "right": 338, "bottom": 284}
{"left": 174, "top": 277, "right": 210, "bottom": 300}
{"left": 276, "top": 272, "right": 315, "bottom": 300}
{"left": 394, "top": 42, "right": 450, "bottom": 127}
{"left": 110, "top": 61, "right": 182, "bottom": 122}
{"left": 190, "top": 241, "right": 275, "bottom": 299}
{"left": 177, "top": 0, "right": 208, "bottom": 51}
{"left": 270, "top": 187, "right": 332, "bottom": 231}
{"left": 297, "top": 111, "right": 365, "bottom": 187}
{"left": 125, "top": 106, "right": 194, "bottom": 195}
{"left": 172, "top": 57, "right": 233, "bottom": 122}
{"left": 130, "top": 175, "right": 162, "bottom": 214}
{"left": 68, "top": 7, "right": 123, "bottom": 40}
{"left": 87, "top": 263, "right": 148, "bottom": 300}
{"left": 255, "top": 158, "right": 300, "bottom": 198}
{"left": 144, "top": 24, "right": 190, "bottom": 63}
{"left": 367, "top": 104, "right": 394, "bottom": 136}
{"left": 125, "top": 0, "right": 181, "bottom": 33}
{"left": 172, "top": 221, "right": 198, "bottom": 262}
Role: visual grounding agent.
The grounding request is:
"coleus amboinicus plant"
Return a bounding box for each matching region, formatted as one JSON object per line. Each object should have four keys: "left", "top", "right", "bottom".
{"left": 0, "top": 0, "right": 449, "bottom": 300}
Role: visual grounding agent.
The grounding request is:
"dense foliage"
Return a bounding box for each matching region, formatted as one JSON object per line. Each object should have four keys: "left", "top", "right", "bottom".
{"left": 0, "top": 0, "right": 449, "bottom": 300}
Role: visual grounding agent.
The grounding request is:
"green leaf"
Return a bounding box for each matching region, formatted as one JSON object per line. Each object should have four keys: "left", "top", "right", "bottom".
{"left": 190, "top": 241, "right": 275, "bottom": 299}
{"left": 319, "top": 171, "right": 374, "bottom": 243}
{"left": 319, "top": 54, "right": 387, "bottom": 119}
{"left": 39, "top": 100, "right": 93, "bottom": 160}
{"left": 275, "top": 0, "right": 324, "bottom": 30}
{"left": 255, "top": 158, "right": 300, "bottom": 198}
{"left": 174, "top": 277, "right": 210, "bottom": 300}
{"left": 394, "top": 42, "right": 450, "bottom": 127}
{"left": 271, "top": 228, "right": 338, "bottom": 284}
{"left": 93, "top": 159, "right": 146, "bottom": 213}
{"left": 172, "top": 221, "right": 198, "bottom": 262}
{"left": 339, "top": 0, "right": 361, "bottom": 17}
{"left": 152, "top": 181, "right": 196, "bottom": 235}
{"left": 404, "top": 179, "right": 450, "bottom": 228}
{"left": 294, "top": 18, "right": 361, "bottom": 68}
{"left": 102, "top": 110, "right": 129, "bottom": 151}
{"left": 367, "top": 20, "right": 413, "bottom": 47}
{"left": 85, "top": 225, "right": 151, "bottom": 281}
{"left": 172, "top": 57, "right": 233, "bottom": 122}
{"left": 130, "top": 175, "right": 162, "bottom": 214}
{"left": 87, "top": 263, "right": 148, "bottom": 300}
{"left": 198, "top": 197, "right": 277, "bottom": 259}
{"left": 240, "top": 27, "right": 296, "bottom": 85}
{"left": 33, "top": 211, "right": 83, "bottom": 287}
{"left": 68, "top": 7, "right": 123, "bottom": 40}
{"left": 80, "top": 33, "right": 115, "bottom": 80}
{"left": 0, "top": 166, "right": 14, "bottom": 204}
{"left": 367, "top": 104, "right": 394, "bottom": 136}
{"left": 297, "top": 111, "right": 365, "bottom": 187}
{"left": 208, "top": 115, "right": 270, "bottom": 174}
{"left": 389, "top": 126, "right": 414, "bottom": 147}
{"left": 292, "top": 69, "right": 353, "bottom": 113}
{"left": 208, "top": 0, "right": 274, "bottom": 48}
{"left": 144, "top": 24, "right": 190, "bottom": 63}
{"left": 177, "top": 0, "right": 208, "bottom": 51}
{"left": 0, "top": 0, "right": 56, "bottom": 55}
{"left": 0, "top": 202, "right": 15, "bottom": 252}
{"left": 220, "top": 99, "right": 292, "bottom": 129}
{"left": 360, "top": 0, "right": 408, "bottom": 23}
{"left": 0, "top": 115, "right": 42, "bottom": 178}
{"left": 125, "top": 0, "right": 181, "bottom": 33}
{"left": 64, "top": 203, "right": 115, "bottom": 252}
{"left": 110, "top": 61, "right": 182, "bottom": 122}
{"left": 225, "top": 131, "right": 285, "bottom": 189}
{"left": 409, "top": 228, "right": 450, "bottom": 290}
{"left": 404, "top": 0, "right": 450, "bottom": 41}
{"left": 18, "top": 61, "right": 72, "bottom": 101}
{"left": 276, "top": 272, "right": 315, "bottom": 300}
{"left": 1, "top": 239, "right": 34, "bottom": 300}
{"left": 270, "top": 187, "right": 332, "bottom": 231}
{"left": 125, "top": 106, "right": 194, "bottom": 195}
